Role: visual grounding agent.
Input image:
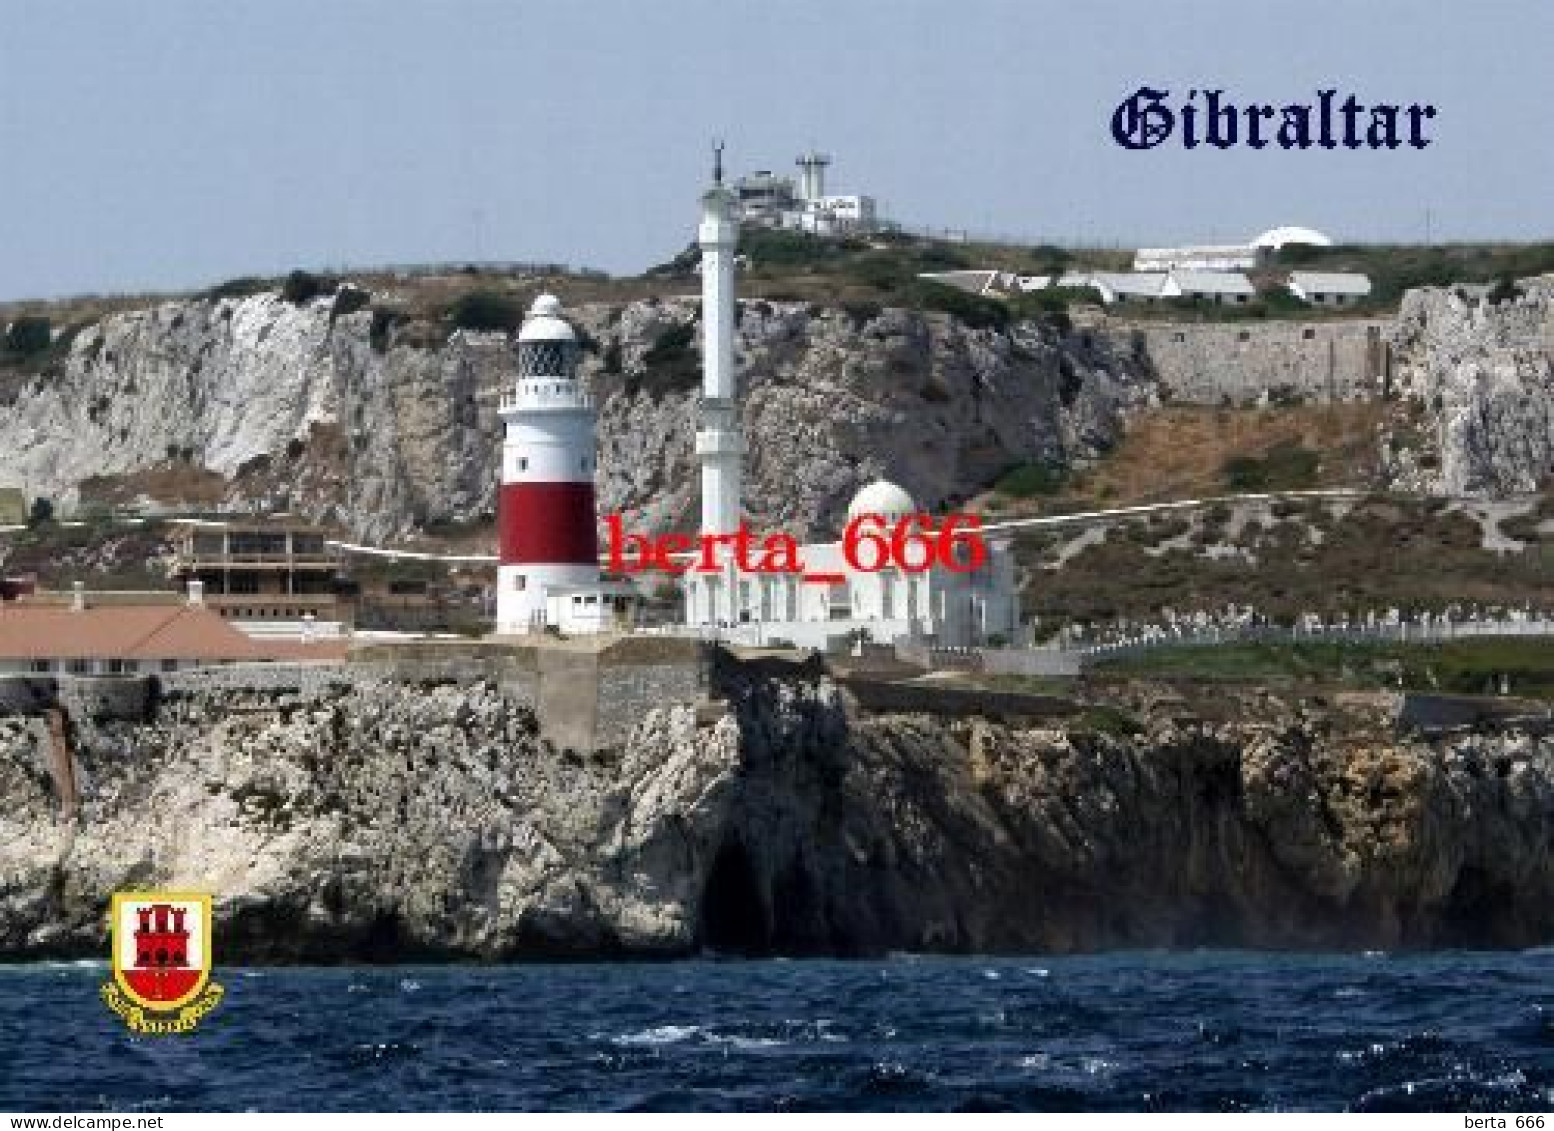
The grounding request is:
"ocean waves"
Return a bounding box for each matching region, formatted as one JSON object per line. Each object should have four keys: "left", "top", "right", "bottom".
{"left": 3, "top": 951, "right": 1549, "bottom": 1111}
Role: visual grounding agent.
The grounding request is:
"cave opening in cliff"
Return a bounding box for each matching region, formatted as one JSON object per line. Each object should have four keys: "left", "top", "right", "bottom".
{"left": 1440, "top": 865, "right": 1523, "bottom": 947}
{"left": 701, "top": 839, "right": 769, "bottom": 955}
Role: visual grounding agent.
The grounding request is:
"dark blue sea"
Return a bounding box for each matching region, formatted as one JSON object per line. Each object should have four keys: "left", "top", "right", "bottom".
{"left": 2, "top": 952, "right": 1550, "bottom": 1112}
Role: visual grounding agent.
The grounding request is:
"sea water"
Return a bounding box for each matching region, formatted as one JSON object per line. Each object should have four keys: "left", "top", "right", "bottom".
{"left": 1, "top": 951, "right": 1549, "bottom": 1111}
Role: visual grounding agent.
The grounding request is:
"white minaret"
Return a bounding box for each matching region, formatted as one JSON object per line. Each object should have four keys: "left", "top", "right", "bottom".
{"left": 690, "top": 146, "right": 746, "bottom": 625}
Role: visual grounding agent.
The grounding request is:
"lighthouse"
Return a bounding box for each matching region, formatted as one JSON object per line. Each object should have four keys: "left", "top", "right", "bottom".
{"left": 496, "top": 294, "right": 601, "bottom": 634}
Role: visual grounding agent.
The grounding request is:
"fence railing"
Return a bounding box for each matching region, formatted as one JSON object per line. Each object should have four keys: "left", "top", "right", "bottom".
{"left": 1069, "top": 619, "right": 1554, "bottom": 662}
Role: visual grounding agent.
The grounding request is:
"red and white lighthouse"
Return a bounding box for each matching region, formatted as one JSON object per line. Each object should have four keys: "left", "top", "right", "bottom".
{"left": 496, "top": 294, "right": 600, "bottom": 634}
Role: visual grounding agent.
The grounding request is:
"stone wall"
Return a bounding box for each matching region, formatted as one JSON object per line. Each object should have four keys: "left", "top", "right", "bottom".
{"left": 159, "top": 662, "right": 388, "bottom": 699}
{"left": 597, "top": 661, "right": 709, "bottom": 749}
{"left": 1110, "top": 319, "right": 1391, "bottom": 405}
{"left": 195, "top": 639, "right": 712, "bottom": 752}
{"left": 1, "top": 640, "right": 713, "bottom": 752}
{"left": 982, "top": 648, "right": 1083, "bottom": 677}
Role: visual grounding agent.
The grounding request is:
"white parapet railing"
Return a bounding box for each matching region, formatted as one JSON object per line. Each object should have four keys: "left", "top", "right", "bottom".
{"left": 1068, "top": 618, "right": 1554, "bottom": 661}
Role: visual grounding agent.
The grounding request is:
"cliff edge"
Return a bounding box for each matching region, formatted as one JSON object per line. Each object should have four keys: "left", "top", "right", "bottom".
{"left": 0, "top": 668, "right": 1548, "bottom": 959}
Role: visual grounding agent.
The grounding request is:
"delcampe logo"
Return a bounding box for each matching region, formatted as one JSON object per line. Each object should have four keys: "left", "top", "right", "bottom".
{"left": 100, "top": 892, "right": 225, "bottom": 1035}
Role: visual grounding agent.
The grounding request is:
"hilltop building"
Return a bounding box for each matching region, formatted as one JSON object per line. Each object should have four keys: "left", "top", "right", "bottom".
{"left": 732, "top": 150, "right": 880, "bottom": 236}
{"left": 916, "top": 269, "right": 1000, "bottom": 296}
{"left": 1162, "top": 270, "right": 1257, "bottom": 305}
{"left": 1252, "top": 225, "right": 1333, "bottom": 252}
{"left": 1288, "top": 271, "right": 1372, "bottom": 306}
{"left": 1132, "top": 227, "right": 1332, "bottom": 272}
{"left": 1090, "top": 272, "right": 1167, "bottom": 304}
{"left": 1133, "top": 245, "right": 1259, "bottom": 273}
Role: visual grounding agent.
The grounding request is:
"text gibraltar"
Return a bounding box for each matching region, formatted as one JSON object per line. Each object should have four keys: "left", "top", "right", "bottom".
{"left": 1111, "top": 86, "right": 1437, "bottom": 151}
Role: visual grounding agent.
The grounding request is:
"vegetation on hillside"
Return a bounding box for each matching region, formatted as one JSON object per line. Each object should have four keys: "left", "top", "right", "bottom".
{"left": 1220, "top": 440, "right": 1321, "bottom": 491}
{"left": 1017, "top": 494, "right": 1554, "bottom": 632}
{"left": 446, "top": 289, "right": 523, "bottom": 333}
{"left": 3, "top": 315, "right": 52, "bottom": 356}
{"left": 0, "top": 313, "right": 86, "bottom": 380}
{"left": 994, "top": 462, "right": 1067, "bottom": 498}
{"left": 1272, "top": 241, "right": 1554, "bottom": 307}
{"left": 627, "top": 321, "right": 702, "bottom": 398}
{"left": 1089, "top": 637, "right": 1554, "bottom": 699}
{"left": 6, "top": 232, "right": 1552, "bottom": 351}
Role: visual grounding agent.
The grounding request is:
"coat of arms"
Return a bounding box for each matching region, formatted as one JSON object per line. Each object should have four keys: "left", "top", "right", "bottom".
{"left": 101, "top": 892, "right": 224, "bottom": 1035}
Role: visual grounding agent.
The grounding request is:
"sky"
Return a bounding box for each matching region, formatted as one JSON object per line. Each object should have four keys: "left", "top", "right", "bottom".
{"left": 0, "top": 0, "right": 1550, "bottom": 301}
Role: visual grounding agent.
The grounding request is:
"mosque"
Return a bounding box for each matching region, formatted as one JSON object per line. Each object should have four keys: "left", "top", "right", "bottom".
{"left": 495, "top": 159, "right": 1019, "bottom": 649}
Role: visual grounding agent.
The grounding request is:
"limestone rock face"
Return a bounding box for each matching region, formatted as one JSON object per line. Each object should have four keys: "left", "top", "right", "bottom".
{"left": 1386, "top": 282, "right": 1554, "bottom": 495}
{"left": 0, "top": 675, "right": 1547, "bottom": 959}
{"left": 0, "top": 290, "right": 1149, "bottom": 542}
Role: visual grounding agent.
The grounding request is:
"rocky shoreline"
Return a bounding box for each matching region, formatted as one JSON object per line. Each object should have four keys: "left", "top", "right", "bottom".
{"left": 1, "top": 663, "right": 1549, "bottom": 961}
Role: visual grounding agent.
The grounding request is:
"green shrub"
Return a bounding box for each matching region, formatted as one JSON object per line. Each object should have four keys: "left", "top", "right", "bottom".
{"left": 3, "top": 316, "right": 51, "bottom": 356}
{"left": 1262, "top": 286, "right": 1308, "bottom": 314}
{"left": 629, "top": 321, "right": 701, "bottom": 397}
{"left": 447, "top": 290, "right": 522, "bottom": 333}
{"left": 1076, "top": 705, "right": 1143, "bottom": 737}
{"left": 206, "top": 276, "right": 270, "bottom": 300}
{"left": 1008, "top": 287, "right": 1100, "bottom": 333}
{"left": 1222, "top": 456, "right": 1268, "bottom": 491}
{"left": 919, "top": 377, "right": 951, "bottom": 403}
{"left": 281, "top": 269, "right": 334, "bottom": 305}
{"left": 1486, "top": 275, "right": 1521, "bottom": 306}
{"left": 739, "top": 228, "right": 864, "bottom": 270}
{"left": 1028, "top": 244, "right": 1072, "bottom": 272}
{"left": 369, "top": 306, "right": 402, "bottom": 353}
{"left": 1221, "top": 441, "right": 1320, "bottom": 491}
{"left": 330, "top": 285, "right": 370, "bottom": 321}
{"left": 841, "top": 299, "right": 884, "bottom": 328}
{"left": 1273, "top": 244, "right": 1326, "bottom": 265}
{"left": 903, "top": 279, "right": 1009, "bottom": 331}
{"left": 995, "top": 461, "right": 1066, "bottom": 498}
{"left": 643, "top": 321, "right": 696, "bottom": 367}
{"left": 846, "top": 251, "right": 917, "bottom": 292}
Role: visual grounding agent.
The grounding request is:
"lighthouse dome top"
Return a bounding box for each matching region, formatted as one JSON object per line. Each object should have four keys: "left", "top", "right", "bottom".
{"left": 517, "top": 294, "right": 577, "bottom": 344}
{"left": 846, "top": 480, "right": 917, "bottom": 525}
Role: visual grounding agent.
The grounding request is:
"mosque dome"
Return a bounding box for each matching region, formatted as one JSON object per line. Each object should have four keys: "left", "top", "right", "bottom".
{"left": 517, "top": 293, "right": 577, "bottom": 343}
{"left": 1250, "top": 225, "right": 1333, "bottom": 251}
{"left": 846, "top": 480, "right": 917, "bottom": 526}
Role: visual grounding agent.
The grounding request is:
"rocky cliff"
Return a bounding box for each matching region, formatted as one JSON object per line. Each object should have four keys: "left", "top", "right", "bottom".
{"left": 0, "top": 290, "right": 1148, "bottom": 542}
{"left": 1, "top": 670, "right": 1548, "bottom": 959}
{"left": 1385, "top": 281, "right": 1554, "bottom": 495}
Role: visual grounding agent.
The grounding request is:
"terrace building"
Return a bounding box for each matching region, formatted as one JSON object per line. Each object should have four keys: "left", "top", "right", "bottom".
{"left": 165, "top": 518, "right": 352, "bottom": 634}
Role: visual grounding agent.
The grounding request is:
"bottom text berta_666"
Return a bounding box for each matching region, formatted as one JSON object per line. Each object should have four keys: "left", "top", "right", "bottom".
{"left": 606, "top": 512, "right": 988, "bottom": 576}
